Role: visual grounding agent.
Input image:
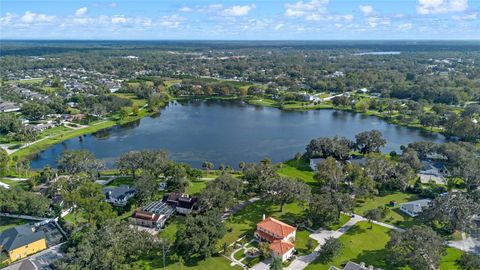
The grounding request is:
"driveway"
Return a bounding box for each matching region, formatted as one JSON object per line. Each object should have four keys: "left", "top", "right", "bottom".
{"left": 284, "top": 215, "right": 364, "bottom": 270}
{"left": 448, "top": 237, "right": 480, "bottom": 255}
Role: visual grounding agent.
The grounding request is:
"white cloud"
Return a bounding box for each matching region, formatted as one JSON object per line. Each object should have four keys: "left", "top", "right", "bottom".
{"left": 75, "top": 7, "right": 88, "bottom": 17}
{"left": 417, "top": 0, "right": 468, "bottom": 14}
{"left": 21, "top": 11, "right": 55, "bottom": 24}
{"left": 274, "top": 23, "right": 284, "bottom": 30}
{"left": 285, "top": 0, "right": 329, "bottom": 18}
{"left": 111, "top": 15, "right": 127, "bottom": 24}
{"left": 109, "top": 3, "right": 117, "bottom": 8}
{"left": 359, "top": 5, "right": 374, "bottom": 16}
{"left": 0, "top": 12, "right": 16, "bottom": 25}
{"left": 159, "top": 15, "right": 185, "bottom": 28}
{"left": 452, "top": 12, "right": 477, "bottom": 20}
{"left": 222, "top": 4, "right": 256, "bottom": 17}
{"left": 398, "top": 23, "right": 413, "bottom": 31}
{"left": 179, "top": 6, "right": 194, "bottom": 12}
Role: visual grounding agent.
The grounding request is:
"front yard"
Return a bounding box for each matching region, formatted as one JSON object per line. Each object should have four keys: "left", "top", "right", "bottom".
{"left": 305, "top": 221, "right": 463, "bottom": 270}
{"left": 354, "top": 192, "right": 422, "bottom": 229}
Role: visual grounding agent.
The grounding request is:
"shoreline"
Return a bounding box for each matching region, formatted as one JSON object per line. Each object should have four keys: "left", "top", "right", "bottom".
{"left": 10, "top": 95, "right": 449, "bottom": 163}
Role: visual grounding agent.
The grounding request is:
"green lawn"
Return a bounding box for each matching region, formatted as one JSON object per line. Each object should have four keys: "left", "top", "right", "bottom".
{"left": 306, "top": 222, "right": 391, "bottom": 270}
{"left": 106, "top": 177, "right": 134, "bottom": 187}
{"left": 137, "top": 254, "right": 239, "bottom": 270}
{"left": 159, "top": 217, "right": 184, "bottom": 242}
{"left": 354, "top": 192, "right": 422, "bottom": 229}
{"left": 220, "top": 199, "right": 305, "bottom": 247}
{"left": 187, "top": 180, "right": 208, "bottom": 195}
{"left": 295, "top": 230, "right": 318, "bottom": 255}
{"left": 0, "top": 217, "right": 28, "bottom": 232}
{"left": 278, "top": 158, "right": 318, "bottom": 190}
{"left": 233, "top": 248, "right": 245, "bottom": 260}
{"left": 327, "top": 214, "right": 351, "bottom": 231}
{"left": 0, "top": 178, "right": 30, "bottom": 190}
{"left": 305, "top": 221, "right": 462, "bottom": 270}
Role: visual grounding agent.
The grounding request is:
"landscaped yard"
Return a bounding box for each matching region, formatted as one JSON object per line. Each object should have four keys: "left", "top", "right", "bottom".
{"left": 354, "top": 192, "right": 422, "bottom": 228}
{"left": 305, "top": 221, "right": 463, "bottom": 270}
{"left": 187, "top": 179, "right": 208, "bottom": 195}
{"left": 295, "top": 230, "right": 318, "bottom": 255}
{"left": 137, "top": 254, "right": 240, "bottom": 270}
{"left": 106, "top": 176, "right": 134, "bottom": 187}
{"left": 0, "top": 217, "right": 28, "bottom": 232}
{"left": 220, "top": 199, "right": 305, "bottom": 247}
{"left": 306, "top": 221, "right": 391, "bottom": 270}
{"left": 327, "top": 214, "right": 351, "bottom": 231}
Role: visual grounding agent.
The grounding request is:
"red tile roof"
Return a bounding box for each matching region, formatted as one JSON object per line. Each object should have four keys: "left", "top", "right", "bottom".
{"left": 132, "top": 210, "right": 161, "bottom": 222}
{"left": 257, "top": 217, "right": 296, "bottom": 238}
{"left": 269, "top": 240, "right": 295, "bottom": 255}
{"left": 255, "top": 229, "right": 277, "bottom": 242}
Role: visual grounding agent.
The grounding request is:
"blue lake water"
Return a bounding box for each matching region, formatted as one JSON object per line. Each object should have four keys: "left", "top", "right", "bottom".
{"left": 30, "top": 100, "right": 446, "bottom": 169}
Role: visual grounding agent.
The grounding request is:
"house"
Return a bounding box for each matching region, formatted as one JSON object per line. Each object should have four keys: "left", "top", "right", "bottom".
{"left": 129, "top": 210, "right": 165, "bottom": 229}
{"left": 130, "top": 201, "right": 175, "bottom": 229}
{"left": 102, "top": 185, "right": 136, "bottom": 206}
{"left": 329, "top": 261, "right": 382, "bottom": 270}
{"left": 358, "top": 88, "right": 369, "bottom": 94}
{"left": 0, "top": 102, "right": 21, "bottom": 113}
{"left": 254, "top": 216, "right": 297, "bottom": 262}
{"left": 0, "top": 224, "right": 47, "bottom": 263}
{"left": 399, "top": 199, "right": 432, "bottom": 217}
{"left": 269, "top": 240, "right": 296, "bottom": 262}
{"left": 163, "top": 193, "right": 199, "bottom": 215}
{"left": 418, "top": 160, "right": 449, "bottom": 185}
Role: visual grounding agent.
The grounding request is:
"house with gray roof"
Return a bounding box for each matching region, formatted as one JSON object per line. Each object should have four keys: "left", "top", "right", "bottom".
{"left": 0, "top": 101, "right": 21, "bottom": 113}
{"left": 329, "top": 261, "right": 382, "bottom": 270}
{"left": 102, "top": 185, "right": 136, "bottom": 206}
{"left": 400, "top": 199, "right": 432, "bottom": 217}
{"left": 0, "top": 224, "right": 47, "bottom": 262}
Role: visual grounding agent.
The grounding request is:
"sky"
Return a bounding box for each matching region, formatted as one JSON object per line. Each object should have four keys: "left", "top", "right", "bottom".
{"left": 0, "top": 0, "right": 479, "bottom": 40}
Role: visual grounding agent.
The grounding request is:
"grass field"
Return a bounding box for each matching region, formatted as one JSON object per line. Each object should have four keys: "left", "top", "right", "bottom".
{"left": 305, "top": 221, "right": 462, "bottom": 270}
{"left": 305, "top": 222, "right": 391, "bottom": 270}
{"left": 106, "top": 177, "right": 134, "bottom": 187}
{"left": 187, "top": 179, "right": 209, "bottom": 195}
{"left": 328, "top": 214, "right": 351, "bottom": 231}
{"left": 278, "top": 158, "right": 321, "bottom": 192}
{"left": 0, "top": 217, "right": 28, "bottom": 232}
{"left": 354, "top": 192, "right": 422, "bottom": 228}
{"left": 296, "top": 230, "right": 318, "bottom": 255}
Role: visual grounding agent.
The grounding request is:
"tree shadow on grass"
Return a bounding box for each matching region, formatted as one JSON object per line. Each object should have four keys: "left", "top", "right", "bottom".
{"left": 352, "top": 249, "right": 393, "bottom": 270}
{"left": 344, "top": 225, "right": 367, "bottom": 236}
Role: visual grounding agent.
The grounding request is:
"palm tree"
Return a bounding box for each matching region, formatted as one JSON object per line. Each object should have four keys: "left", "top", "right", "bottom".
{"left": 270, "top": 257, "right": 283, "bottom": 270}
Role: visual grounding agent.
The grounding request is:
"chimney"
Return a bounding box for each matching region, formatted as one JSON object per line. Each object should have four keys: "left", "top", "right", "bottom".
{"left": 262, "top": 214, "right": 265, "bottom": 220}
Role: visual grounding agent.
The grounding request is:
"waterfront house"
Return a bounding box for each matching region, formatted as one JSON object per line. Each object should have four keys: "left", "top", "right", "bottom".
{"left": 163, "top": 193, "right": 199, "bottom": 215}
{"left": 254, "top": 216, "right": 297, "bottom": 262}
{"left": 102, "top": 185, "right": 136, "bottom": 206}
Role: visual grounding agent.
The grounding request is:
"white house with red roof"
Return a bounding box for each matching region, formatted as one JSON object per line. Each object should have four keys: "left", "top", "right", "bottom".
{"left": 254, "top": 215, "right": 297, "bottom": 262}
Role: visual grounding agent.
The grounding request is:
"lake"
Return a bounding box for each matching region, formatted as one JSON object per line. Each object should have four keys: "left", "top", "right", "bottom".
{"left": 30, "top": 100, "right": 446, "bottom": 169}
